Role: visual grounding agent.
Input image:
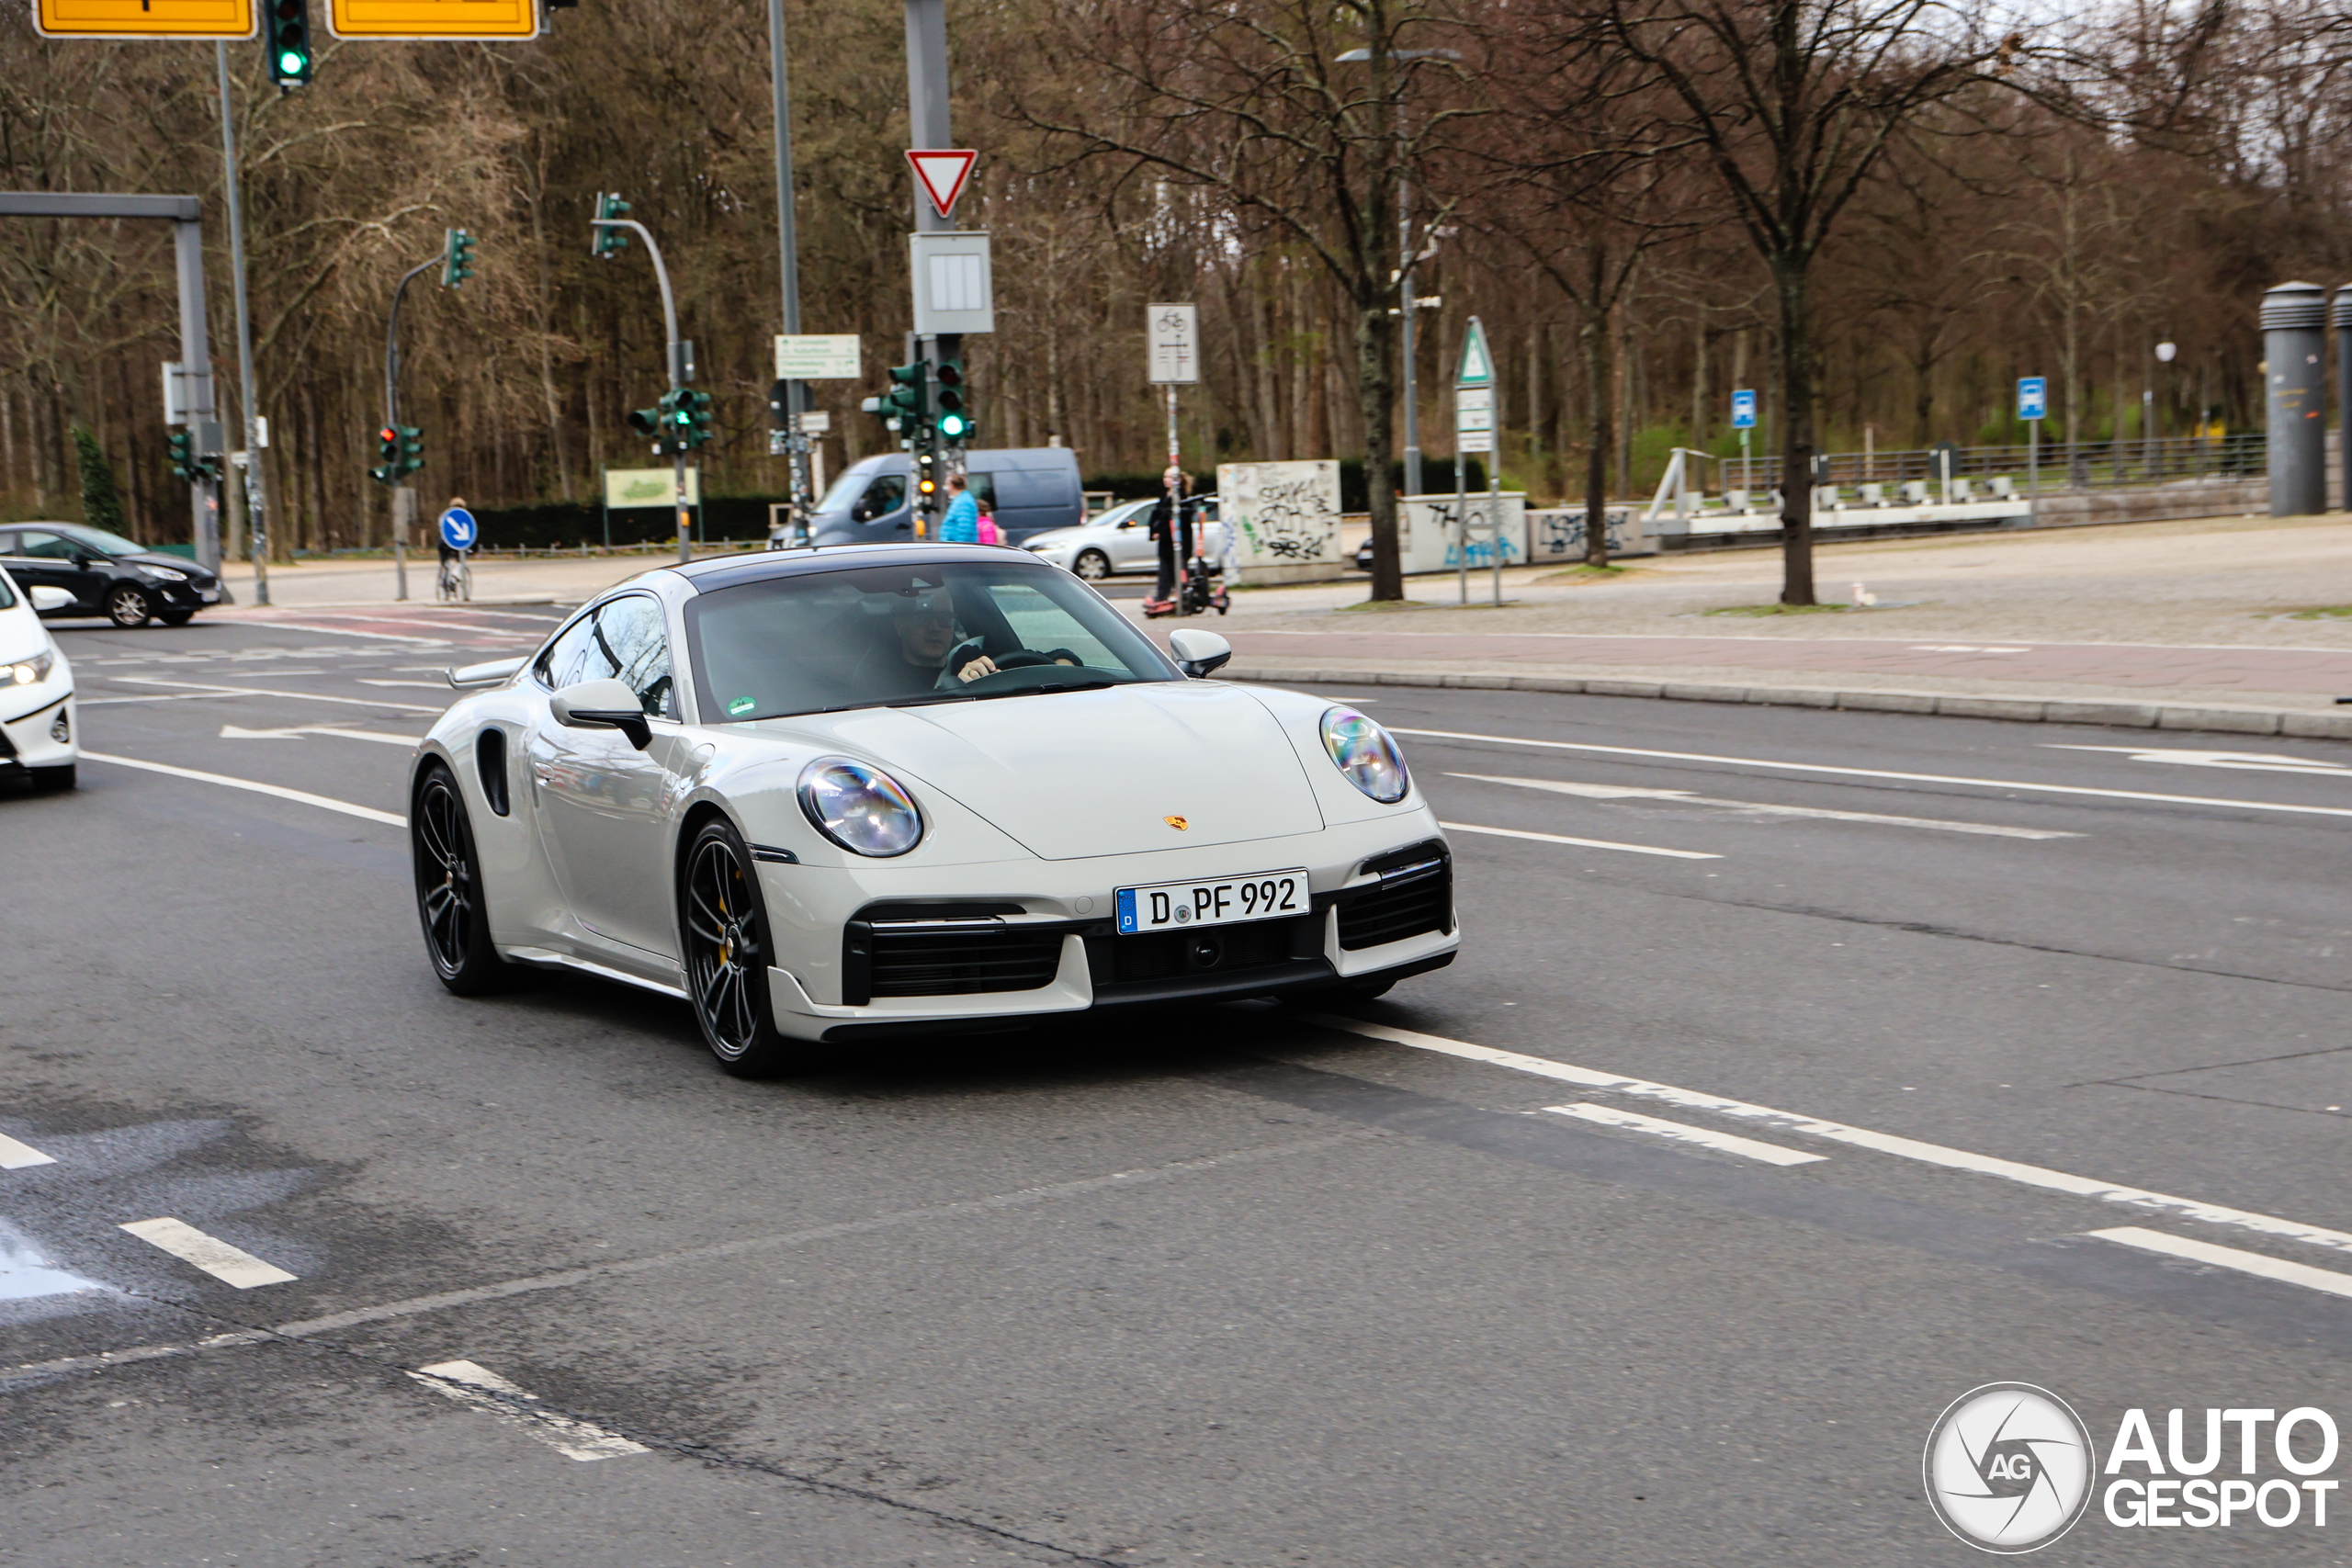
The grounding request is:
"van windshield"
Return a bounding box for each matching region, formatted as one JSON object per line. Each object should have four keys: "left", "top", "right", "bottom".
{"left": 814, "top": 467, "right": 875, "bottom": 514}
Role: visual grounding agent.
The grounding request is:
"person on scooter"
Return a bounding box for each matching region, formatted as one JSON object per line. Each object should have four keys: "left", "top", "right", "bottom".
{"left": 1144, "top": 467, "right": 1189, "bottom": 616}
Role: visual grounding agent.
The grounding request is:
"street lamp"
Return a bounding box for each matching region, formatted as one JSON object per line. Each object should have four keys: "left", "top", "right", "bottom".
{"left": 2151, "top": 340, "right": 2176, "bottom": 479}
{"left": 1336, "top": 46, "right": 1460, "bottom": 499}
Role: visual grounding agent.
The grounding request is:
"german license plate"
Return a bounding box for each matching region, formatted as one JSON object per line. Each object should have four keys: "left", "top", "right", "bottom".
{"left": 1115, "top": 867, "right": 1307, "bottom": 934}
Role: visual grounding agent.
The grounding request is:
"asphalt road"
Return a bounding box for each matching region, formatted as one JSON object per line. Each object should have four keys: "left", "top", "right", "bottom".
{"left": 7, "top": 601, "right": 2352, "bottom": 1565}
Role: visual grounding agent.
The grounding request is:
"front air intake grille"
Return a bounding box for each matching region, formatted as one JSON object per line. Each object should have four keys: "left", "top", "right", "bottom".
{"left": 1337, "top": 842, "right": 1453, "bottom": 951}
{"left": 842, "top": 904, "right": 1057, "bottom": 1004}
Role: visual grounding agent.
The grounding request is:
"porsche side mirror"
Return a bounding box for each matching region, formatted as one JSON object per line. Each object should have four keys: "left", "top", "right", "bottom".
{"left": 551, "top": 677, "right": 652, "bottom": 750}
{"left": 27, "top": 585, "right": 73, "bottom": 613}
{"left": 1167, "top": 628, "right": 1231, "bottom": 679}
{"left": 447, "top": 654, "right": 526, "bottom": 689}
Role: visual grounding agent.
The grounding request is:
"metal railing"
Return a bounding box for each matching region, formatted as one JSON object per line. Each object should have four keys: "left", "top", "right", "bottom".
{"left": 1708, "top": 434, "right": 2267, "bottom": 494}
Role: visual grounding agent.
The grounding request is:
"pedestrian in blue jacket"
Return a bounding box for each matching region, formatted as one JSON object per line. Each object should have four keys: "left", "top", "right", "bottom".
{"left": 940, "top": 473, "right": 979, "bottom": 543}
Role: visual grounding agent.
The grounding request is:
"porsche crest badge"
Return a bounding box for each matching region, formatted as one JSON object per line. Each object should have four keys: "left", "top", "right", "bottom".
{"left": 1164, "top": 815, "right": 1189, "bottom": 830}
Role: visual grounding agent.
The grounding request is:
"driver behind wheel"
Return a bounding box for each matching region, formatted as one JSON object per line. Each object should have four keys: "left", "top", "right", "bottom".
{"left": 859, "top": 589, "right": 1085, "bottom": 694}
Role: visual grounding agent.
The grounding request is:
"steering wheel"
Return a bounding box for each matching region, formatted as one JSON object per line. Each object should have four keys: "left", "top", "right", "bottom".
{"left": 988, "top": 650, "right": 1059, "bottom": 671}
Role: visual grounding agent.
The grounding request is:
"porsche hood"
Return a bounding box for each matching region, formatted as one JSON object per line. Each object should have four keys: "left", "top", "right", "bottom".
{"left": 781, "top": 682, "right": 1326, "bottom": 861}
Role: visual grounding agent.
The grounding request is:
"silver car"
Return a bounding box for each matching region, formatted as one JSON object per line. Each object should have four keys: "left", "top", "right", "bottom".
{"left": 1025, "top": 498, "right": 1227, "bottom": 581}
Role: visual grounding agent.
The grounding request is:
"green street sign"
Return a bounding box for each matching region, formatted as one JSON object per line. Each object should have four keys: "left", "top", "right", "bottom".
{"left": 1455, "top": 316, "right": 1494, "bottom": 389}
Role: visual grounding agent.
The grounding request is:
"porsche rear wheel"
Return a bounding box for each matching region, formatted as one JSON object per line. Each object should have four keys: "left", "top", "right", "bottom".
{"left": 413, "top": 764, "right": 514, "bottom": 995}
{"left": 682, "top": 818, "right": 814, "bottom": 1077}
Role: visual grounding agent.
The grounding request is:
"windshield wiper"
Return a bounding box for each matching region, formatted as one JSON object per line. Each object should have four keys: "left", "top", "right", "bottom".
{"left": 973, "top": 680, "right": 1118, "bottom": 700}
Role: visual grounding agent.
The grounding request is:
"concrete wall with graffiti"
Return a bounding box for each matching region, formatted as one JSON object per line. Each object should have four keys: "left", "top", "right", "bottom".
{"left": 1400, "top": 493, "right": 1528, "bottom": 574}
{"left": 1217, "top": 460, "right": 1343, "bottom": 582}
{"left": 1527, "top": 506, "right": 1651, "bottom": 562}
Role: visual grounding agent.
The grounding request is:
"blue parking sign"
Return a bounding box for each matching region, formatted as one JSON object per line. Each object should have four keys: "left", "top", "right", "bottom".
{"left": 1730, "top": 389, "right": 1758, "bottom": 430}
{"left": 2018, "top": 377, "right": 2047, "bottom": 422}
{"left": 437, "top": 506, "right": 478, "bottom": 551}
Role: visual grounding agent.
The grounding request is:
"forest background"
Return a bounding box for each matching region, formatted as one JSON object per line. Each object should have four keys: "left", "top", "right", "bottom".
{"left": 0, "top": 0, "right": 2344, "bottom": 555}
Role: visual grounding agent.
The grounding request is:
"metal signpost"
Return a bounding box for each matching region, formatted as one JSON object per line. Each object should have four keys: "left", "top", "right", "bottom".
{"left": 1731, "top": 389, "right": 1758, "bottom": 501}
{"left": 765, "top": 0, "right": 814, "bottom": 540}
{"left": 1454, "top": 318, "right": 1497, "bottom": 606}
{"left": 2018, "top": 376, "right": 2046, "bottom": 524}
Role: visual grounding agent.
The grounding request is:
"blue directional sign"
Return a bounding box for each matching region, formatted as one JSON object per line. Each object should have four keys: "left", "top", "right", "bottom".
{"left": 2018, "top": 377, "right": 2047, "bottom": 422}
{"left": 1730, "top": 389, "right": 1758, "bottom": 430}
{"left": 437, "top": 506, "right": 478, "bottom": 551}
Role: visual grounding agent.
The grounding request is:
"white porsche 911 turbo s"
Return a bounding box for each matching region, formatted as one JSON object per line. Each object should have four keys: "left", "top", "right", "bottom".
{"left": 410, "top": 544, "right": 1456, "bottom": 1075}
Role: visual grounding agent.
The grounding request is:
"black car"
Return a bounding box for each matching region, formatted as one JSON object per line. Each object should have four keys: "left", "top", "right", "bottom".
{"left": 0, "top": 522, "right": 228, "bottom": 627}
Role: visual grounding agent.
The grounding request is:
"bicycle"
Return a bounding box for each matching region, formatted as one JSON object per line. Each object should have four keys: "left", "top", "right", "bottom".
{"left": 435, "top": 549, "right": 472, "bottom": 604}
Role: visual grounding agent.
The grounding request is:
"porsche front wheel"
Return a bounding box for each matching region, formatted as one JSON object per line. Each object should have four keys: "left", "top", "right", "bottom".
{"left": 682, "top": 818, "right": 814, "bottom": 1077}
{"left": 412, "top": 764, "right": 514, "bottom": 995}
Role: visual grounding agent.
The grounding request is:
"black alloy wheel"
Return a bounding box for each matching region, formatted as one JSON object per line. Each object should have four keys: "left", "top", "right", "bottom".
{"left": 682, "top": 818, "right": 810, "bottom": 1077}
{"left": 412, "top": 764, "right": 512, "bottom": 994}
{"left": 1074, "top": 549, "right": 1112, "bottom": 581}
{"left": 106, "top": 584, "right": 154, "bottom": 628}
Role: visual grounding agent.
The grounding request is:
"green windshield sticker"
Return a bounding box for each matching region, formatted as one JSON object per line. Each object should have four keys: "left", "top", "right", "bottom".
{"left": 728, "top": 695, "right": 756, "bottom": 716}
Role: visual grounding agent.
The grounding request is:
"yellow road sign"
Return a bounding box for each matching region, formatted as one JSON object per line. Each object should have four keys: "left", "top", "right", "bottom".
{"left": 34, "top": 0, "right": 255, "bottom": 38}
{"left": 326, "top": 0, "right": 537, "bottom": 39}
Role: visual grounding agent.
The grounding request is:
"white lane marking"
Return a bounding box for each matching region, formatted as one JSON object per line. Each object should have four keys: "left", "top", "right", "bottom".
{"left": 2047, "top": 745, "right": 2352, "bottom": 778}
{"left": 408, "top": 1360, "right": 648, "bottom": 1461}
{"left": 118, "top": 1218, "right": 297, "bottom": 1289}
{"left": 83, "top": 752, "right": 405, "bottom": 827}
{"left": 0, "top": 1134, "right": 55, "bottom": 1169}
{"left": 2091, "top": 1227, "right": 2352, "bottom": 1301}
{"left": 1309, "top": 1015, "right": 2352, "bottom": 1260}
{"left": 1547, "top": 1103, "right": 1826, "bottom": 1166}
{"left": 219, "top": 724, "right": 419, "bottom": 747}
{"left": 1440, "top": 820, "right": 1720, "bottom": 860}
{"left": 1393, "top": 727, "right": 2352, "bottom": 820}
{"left": 249, "top": 622, "right": 451, "bottom": 645}
{"left": 356, "top": 679, "right": 459, "bottom": 690}
{"left": 113, "top": 677, "right": 445, "bottom": 713}
{"left": 1449, "top": 772, "right": 2078, "bottom": 840}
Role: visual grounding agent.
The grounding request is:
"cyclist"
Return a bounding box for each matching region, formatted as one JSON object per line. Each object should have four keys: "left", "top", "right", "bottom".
{"left": 436, "top": 495, "right": 474, "bottom": 603}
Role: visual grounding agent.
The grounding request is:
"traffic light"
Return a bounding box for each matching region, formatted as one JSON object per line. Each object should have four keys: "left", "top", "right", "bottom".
{"left": 266, "top": 0, "right": 313, "bottom": 88}
{"left": 676, "top": 389, "right": 714, "bottom": 449}
{"left": 168, "top": 430, "right": 210, "bottom": 485}
{"left": 914, "top": 448, "right": 940, "bottom": 507}
{"left": 397, "top": 425, "right": 424, "bottom": 477}
{"left": 628, "top": 402, "right": 664, "bottom": 451}
{"left": 933, "top": 355, "right": 969, "bottom": 443}
{"left": 883, "top": 359, "right": 928, "bottom": 435}
{"left": 442, "top": 228, "right": 476, "bottom": 288}
{"left": 592, "top": 193, "right": 631, "bottom": 258}
{"left": 369, "top": 426, "right": 401, "bottom": 485}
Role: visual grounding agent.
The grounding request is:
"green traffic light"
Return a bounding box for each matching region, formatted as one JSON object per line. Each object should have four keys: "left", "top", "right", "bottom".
{"left": 938, "top": 412, "right": 968, "bottom": 439}
{"left": 278, "top": 50, "right": 305, "bottom": 74}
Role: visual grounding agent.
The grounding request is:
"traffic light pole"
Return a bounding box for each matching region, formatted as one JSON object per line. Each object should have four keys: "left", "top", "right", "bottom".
{"left": 216, "top": 42, "right": 269, "bottom": 606}
{"left": 588, "top": 216, "right": 690, "bottom": 564}
{"left": 382, "top": 254, "right": 439, "bottom": 601}
{"left": 906, "top": 0, "right": 959, "bottom": 529}
{"left": 766, "top": 0, "right": 814, "bottom": 538}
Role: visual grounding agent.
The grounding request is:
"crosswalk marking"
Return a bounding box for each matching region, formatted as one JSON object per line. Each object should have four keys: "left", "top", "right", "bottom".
{"left": 119, "top": 1218, "right": 297, "bottom": 1289}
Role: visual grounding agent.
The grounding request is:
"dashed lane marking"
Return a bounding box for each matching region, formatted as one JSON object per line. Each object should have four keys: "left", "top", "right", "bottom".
{"left": 1547, "top": 1103, "right": 1827, "bottom": 1166}
{"left": 1448, "top": 772, "right": 2079, "bottom": 840}
{"left": 119, "top": 1218, "right": 297, "bottom": 1289}
{"left": 82, "top": 752, "right": 405, "bottom": 827}
{"left": 1439, "top": 821, "right": 1721, "bottom": 860}
{"left": 218, "top": 724, "right": 420, "bottom": 746}
{"left": 0, "top": 1134, "right": 56, "bottom": 1169}
{"left": 409, "top": 1360, "right": 649, "bottom": 1461}
{"left": 356, "top": 679, "right": 460, "bottom": 690}
{"left": 2091, "top": 1226, "right": 2352, "bottom": 1301}
{"left": 1308, "top": 1015, "right": 2352, "bottom": 1261}
{"left": 1394, "top": 726, "right": 2352, "bottom": 820}
{"left": 244, "top": 622, "right": 452, "bottom": 645}
{"left": 110, "top": 677, "right": 445, "bottom": 713}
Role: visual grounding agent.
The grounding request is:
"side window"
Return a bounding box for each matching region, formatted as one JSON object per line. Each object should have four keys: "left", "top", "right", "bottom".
{"left": 0, "top": 533, "right": 18, "bottom": 557}
{"left": 17, "top": 531, "right": 74, "bottom": 560}
{"left": 594, "top": 596, "right": 675, "bottom": 718}
{"left": 851, "top": 475, "right": 907, "bottom": 522}
{"left": 534, "top": 613, "right": 614, "bottom": 691}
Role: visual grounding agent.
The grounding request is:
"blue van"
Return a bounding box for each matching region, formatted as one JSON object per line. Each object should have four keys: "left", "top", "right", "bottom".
{"left": 809, "top": 447, "right": 1086, "bottom": 547}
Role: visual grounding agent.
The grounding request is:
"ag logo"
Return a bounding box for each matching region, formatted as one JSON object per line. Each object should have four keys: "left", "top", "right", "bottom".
{"left": 1924, "top": 1382, "right": 2096, "bottom": 1553}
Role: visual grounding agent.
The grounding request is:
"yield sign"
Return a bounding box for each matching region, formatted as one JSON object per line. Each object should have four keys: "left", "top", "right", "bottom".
{"left": 906, "top": 150, "right": 978, "bottom": 220}
{"left": 1456, "top": 315, "right": 1494, "bottom": 388}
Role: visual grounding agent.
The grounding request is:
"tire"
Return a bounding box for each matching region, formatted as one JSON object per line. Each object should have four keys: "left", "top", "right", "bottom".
{"left": 158, "top": 610, "right": 195, "bottom": 626}
{"left": 412, "top": 763, "right": 514, "bottom": 995}
{"left": 28, "top": 763, "right": 74, "bottom": 791}
{"left": 1073, "top": 549, "right": 1112, "bottom": 581}
{"left": 106, "top": 585, "right": 154, "bottom": 628}
{"left": 680, "top": 817, "right": 817, "bottom": 1077}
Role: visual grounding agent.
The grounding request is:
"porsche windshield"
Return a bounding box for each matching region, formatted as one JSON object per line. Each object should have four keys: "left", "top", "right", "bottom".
{"left": 684, "top": 560, "right": 1182, "bottom": 722}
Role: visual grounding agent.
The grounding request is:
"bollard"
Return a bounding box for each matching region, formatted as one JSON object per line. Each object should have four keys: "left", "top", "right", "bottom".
{"left": 2336, "top": 285, "right": 2352, "bottom": 511}
{"left": 2263, "top": 282, "right": 2328, "bottom": 516}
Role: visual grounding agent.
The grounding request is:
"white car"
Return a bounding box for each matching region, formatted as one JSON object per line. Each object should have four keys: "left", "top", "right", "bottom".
{"left": 0, "top": 567, "right": 76, "bottom": 790}
{"left": 1024, "top": 498, "right": 1227, "bottom": 581}
{"left": 410, "top": 544, "right": 1456, "bottom": 1075}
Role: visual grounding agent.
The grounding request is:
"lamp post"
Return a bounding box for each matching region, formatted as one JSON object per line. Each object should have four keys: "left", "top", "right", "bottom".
{"left": 2151, "top": 340, "right": 2176, "bottom": 480}
{"left": 1336, "top": 46, "right": 1458, "bottom": 500}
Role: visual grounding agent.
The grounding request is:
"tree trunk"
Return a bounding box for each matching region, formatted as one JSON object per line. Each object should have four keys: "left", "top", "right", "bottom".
{"left": 1775, "top": 254, "right": 1816, "bottom": 605}
{"left": 1357, "top": 295, "right": 1402, "bottom": 601}
{"left": 1582, "top": 252, "right": 1612, "bottom": 568}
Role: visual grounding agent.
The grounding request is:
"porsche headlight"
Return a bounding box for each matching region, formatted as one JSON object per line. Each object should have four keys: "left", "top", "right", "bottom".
{"left": 1319, "top": 706, "right": 1408, "bottom": 804}
{"left": 797, "top": 756, "right": 923, "bottom": 856}
{"left": 6, "top": 649, "right": 55, "bottom": 686}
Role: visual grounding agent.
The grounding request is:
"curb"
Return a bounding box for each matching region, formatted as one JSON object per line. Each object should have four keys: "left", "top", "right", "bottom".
{"left": 1218, "top": 663, "right": 2352, "bottom": 741}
